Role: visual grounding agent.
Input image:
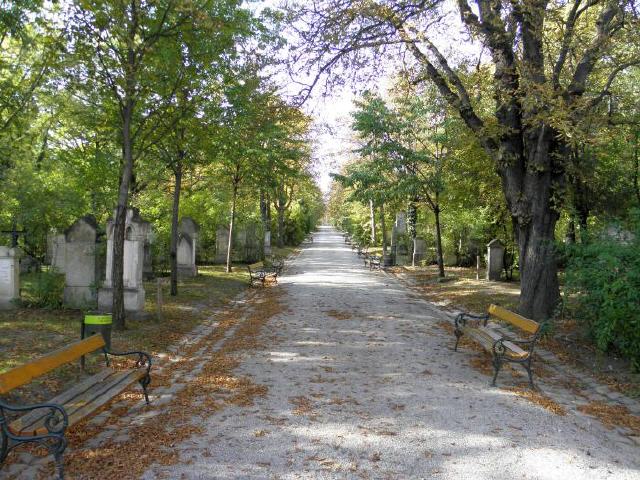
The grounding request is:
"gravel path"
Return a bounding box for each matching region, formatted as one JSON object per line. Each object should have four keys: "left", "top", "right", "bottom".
{"left": 146, "top": 226, "right": 640, "bottom": 479}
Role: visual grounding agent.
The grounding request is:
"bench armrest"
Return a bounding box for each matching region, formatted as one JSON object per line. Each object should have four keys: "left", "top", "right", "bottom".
{"left": 454, "top": 312, "right": 490, "bottom": 329}
{"left": 0, "top": 399, "right": 68, "bottom": 436}
{"left": 105, "top": 349, "right": 152, "bottom": 376}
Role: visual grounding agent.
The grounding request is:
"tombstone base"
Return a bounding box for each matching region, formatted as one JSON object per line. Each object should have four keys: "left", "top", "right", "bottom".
{"left": 177, "top": 265, "right": 197, "bottom": 278}
{"left": 0, "top": 298, "right": 17, "bottom": 310}
{"left": 64, "top": 286, "right": 96, "bottom": 309}
{"left": 98, "top": 287, "right": 146, "bottom": 312}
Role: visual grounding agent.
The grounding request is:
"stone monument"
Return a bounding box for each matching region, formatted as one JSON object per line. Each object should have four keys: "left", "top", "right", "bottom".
{"left": 391, "top": 212, "right": 409, "bottom": 265}
{"left": 0, "top": 246, "right": 19, "bottom": 308}
{"left": 98, "top": 208, "right": 151, "bottom": 312}
{"left": 63, "top": 216, "right": 98, "bottom": 308}
{"left": 177, "top": 217, "right": 199, "bottom": 278}
{"left": 264, "top": 230, "right": 272, "bottom": 257}
{"left": 486, "top": 238, "right": 505, "bottom": 281}
{"left": 412, "top": 237, "right": 427, "bottom": 266}
{"left": 215, "top": 226, "right": 229, "bottom": 264}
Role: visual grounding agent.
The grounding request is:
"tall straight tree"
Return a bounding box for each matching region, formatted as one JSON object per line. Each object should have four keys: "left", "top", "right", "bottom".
{"left": 289, "top": 0, "right": 640, "bottom": 319}
{"left": 69, "top": 0, "right": 192, "bottom": 329}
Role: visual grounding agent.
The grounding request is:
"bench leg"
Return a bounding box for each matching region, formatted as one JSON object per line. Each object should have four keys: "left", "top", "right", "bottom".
{"left": 453, "top": 329, "right": 462, "bottom": 351}
{"left": 139, "top": 375, "right": 151, "bottom": 404}
{"left": 525, "top": 359, "right": 535, "bottom": 389}
{"left": 50, "top": 436, "right": 67, "bottom": 480}
{"left": 491, "top": 355, "right": 502, "bottom": 387}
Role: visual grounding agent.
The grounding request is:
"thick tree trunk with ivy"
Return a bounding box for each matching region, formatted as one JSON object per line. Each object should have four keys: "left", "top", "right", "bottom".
{"left": 433, "top": 203, "right": 445, "bottom": 278}
{"left": 380, "top": 203, "right": 388, "bottom": 256}
{"left": 297, "top": 0, "right": 633, "bottom": 320}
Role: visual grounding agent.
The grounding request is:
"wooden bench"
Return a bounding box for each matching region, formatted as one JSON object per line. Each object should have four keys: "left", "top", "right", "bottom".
{"left": 247, "top": 265, "right": 278, "bottom": 287}
{"left": 0, "top": 334, "right": 152, "bottom": 479}
{"left": 369, "top": 255, "right": 382, "bottom": 271}
{"left": 454, "top": 304, "right": 545, "bottom": 388}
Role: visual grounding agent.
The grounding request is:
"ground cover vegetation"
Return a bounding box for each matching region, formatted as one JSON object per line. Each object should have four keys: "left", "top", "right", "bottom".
{"left": 0, "top": 1, "right": 323, "bottom": 330}
{"left": 308, "top": 2, "right": 640, "bottom": 371}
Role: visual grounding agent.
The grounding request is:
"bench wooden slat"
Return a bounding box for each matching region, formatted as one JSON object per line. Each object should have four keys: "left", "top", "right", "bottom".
{"left": 0, "top": 335, "right": 106, "bottom": 394}
{"left": 11, "top": 369, "right": 144, "bottom": 436}
{"left": 489, "top": 304, "right": 539, "bottom": 334}
{"left": 9, "top": 368, "right": 116, "bottom": 433}
{"left": 465, "top": 326, "right": 528, "bottom": 359}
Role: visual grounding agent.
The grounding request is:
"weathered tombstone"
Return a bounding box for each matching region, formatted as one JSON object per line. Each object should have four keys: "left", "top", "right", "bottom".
{"left": 233, "top": 228, "right": 248, "bottom": 262}
{"left": 264, "top": 231, "right": 272, "bottom": 257}
{"left": 47, "top": 232, "right": 67, "bottom": 273}
{"left": 244, "top": 223, "right": 260, "bottom": 263}
{"left": 215, "top": 226, "right": 229, "bottom": 264}
{"left": 177, "top": 217, "right": 199, "bottom": 278}
{"left": 64, "top": 216, "right": 98, "bottom": 308}
{"left": 0, "top": 247, "right": 19, "bottom": 308}
{"left": 391, "top": 212, "right": 408, "bottom": 265}
{"left": 412, "top": 237, "right": 427, "bottom": 266}
{"left": 486, "top": 239, "right": 505, "bottom": 281}
{"left": 98, "top": 208, "right": 151, "bottom": 313}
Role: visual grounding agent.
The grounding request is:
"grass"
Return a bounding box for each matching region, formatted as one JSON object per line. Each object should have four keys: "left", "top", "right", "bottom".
{"left": 0, "top": 265, "right": 250, "bottom": 405}
{"left": 396, "top": 264, "right": 521, "bottom": 313}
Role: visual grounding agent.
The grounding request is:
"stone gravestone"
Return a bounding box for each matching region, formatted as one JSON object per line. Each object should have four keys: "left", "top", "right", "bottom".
{"left": 177, "top": 217, "right": 199, "bottom": 278}
{"left": 98, "top": 208, "right": 151, "bottom": 313}
{"left": 47, "top": 232, "right": 67, "bottom": 273}
{"left": 263, "top": 230, "right": 272, "bottom": 257}
{"left": 63, "top": 216, "right": 98, "bottom": 308}
{"left": 486, "top": 239, "right": 505, "bottom": 281}
{"left": 0, "top": 246, "right": 19, "bottom": 308}
{"left": 412, "top": 237, "right": 427, "bottom": 266}
{"left": 233, "top": 228, "right": 247, "bottom": 262}
{"left": 244, "top": 223, "right": 260, "bottom": 263}
{"left": 391, "top": 212, "right": 408, "bottom": 265}
{"left": 215, "top": 226, "right": 229, "bottom": 264}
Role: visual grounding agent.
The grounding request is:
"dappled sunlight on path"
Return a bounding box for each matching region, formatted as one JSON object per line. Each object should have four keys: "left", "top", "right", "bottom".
{"left": 145, "top": 226, "right": 640, "bottom": 479}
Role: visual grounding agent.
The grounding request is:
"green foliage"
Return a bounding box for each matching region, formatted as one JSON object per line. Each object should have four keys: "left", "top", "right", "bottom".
{"left": 21, "top": 270, "right": 65, "bottom": 309}
{"left": 565, "top": 219, "right": 640, "bottom": 370}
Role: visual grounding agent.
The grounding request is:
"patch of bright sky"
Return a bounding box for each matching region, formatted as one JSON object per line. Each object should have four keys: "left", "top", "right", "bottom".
{"left": 252, "top": 0, "right": 481, "bottom": 194}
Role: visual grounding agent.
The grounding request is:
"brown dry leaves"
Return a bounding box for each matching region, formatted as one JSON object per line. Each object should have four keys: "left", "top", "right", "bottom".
{"left": 55, "top": 288, "right": 284, "bottom": 480}
{"left": 325, "top": 309, "right": 352, "bottom": 320}
{"left": 506, "top": 386, "right": 567, "bottom": 416}
{"left": 577, "top": 401, "right": 640, "bottom": 434}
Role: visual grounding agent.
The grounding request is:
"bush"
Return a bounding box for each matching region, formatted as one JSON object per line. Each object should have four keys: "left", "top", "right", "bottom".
{"left": 23, "top": 270, "right": 65, "bottom": 308}
{"left": 565, "top": 223, "right": 640, "bottom": 370}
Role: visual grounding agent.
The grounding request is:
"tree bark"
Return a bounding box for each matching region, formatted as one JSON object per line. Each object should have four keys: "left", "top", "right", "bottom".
{"left": 369, "top": 199, "right": 376, "bottom": 245}
{"left": 276, "top": 205, "right": 285, "bottom": 248}
{"left": 226, "top": 180, "right": 238, "bottom": 273}
{"left": 112, "top": 95, "right": 134, "bottom": 330}
{"left": 380, "top": 203, "right": 388, "bottom": 256}
{"left": 169, "top": 159, "right": 183, "bottom": 296}
{"left": 260, "top": 190, "right": 271, "bottom": 259}
{"left": 434, "top": 203, "right": 445, "bottom": 278}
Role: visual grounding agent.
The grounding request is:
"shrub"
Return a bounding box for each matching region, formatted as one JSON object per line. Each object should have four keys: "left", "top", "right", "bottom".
{"left": 23, "top": 270, "right": 65, "bottom": 308}
{"left": 565, "top": 222, "right": 640, "bottom": 370}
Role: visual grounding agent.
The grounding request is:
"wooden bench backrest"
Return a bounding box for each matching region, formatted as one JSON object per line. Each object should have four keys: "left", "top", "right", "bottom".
{"left": 488, "top": 304, "right": 539, "bottom": 334}
{"left": 0, "top": 334, "right": 105, "bottom": 394}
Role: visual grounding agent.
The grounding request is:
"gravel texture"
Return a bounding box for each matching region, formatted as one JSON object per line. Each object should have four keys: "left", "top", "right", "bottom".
{"left": 144, "top": 226, "right": 640, "bottom": 479}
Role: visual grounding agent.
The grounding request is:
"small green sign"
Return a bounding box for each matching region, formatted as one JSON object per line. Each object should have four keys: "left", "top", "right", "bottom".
{"left": 84, "top": 314, "right": 112, "bottom": 325}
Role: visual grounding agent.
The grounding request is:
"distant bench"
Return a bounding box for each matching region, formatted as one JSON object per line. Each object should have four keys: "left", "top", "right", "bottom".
{"left": 453, "top": 304, "right": 544, "bottom": 388}
{"left": 0, "top": 334, "right": 152, "bottom": 479}
{"left": 247, "top": 263, "right": 279, "bottom": 287}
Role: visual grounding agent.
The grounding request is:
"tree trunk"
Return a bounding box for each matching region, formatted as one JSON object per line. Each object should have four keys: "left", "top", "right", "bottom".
{"left": 226, "top": 181, "right": 238, "bottom": 273}
{"left": 112, "top": 97, "right": 134, "bottom": 330}
{"left": 566, "top": 217, "right": 576, "bottom": 244}
{"left": 169, "top": 159, "right": 183, "bottom": 296}
{"left": 260, "top": 190, "right": 271, "bottom": 259}
{"left": 434, "top": 204, "right": 445, "bottom": 278}
{"left": 380, "top": 203, "right": 388, "bottom": 255}
{"left": 369, "top": 199, "right": 376, "bottom": 245}
{"left": 276, "top": 204, "right": 285, "bottom": 248}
